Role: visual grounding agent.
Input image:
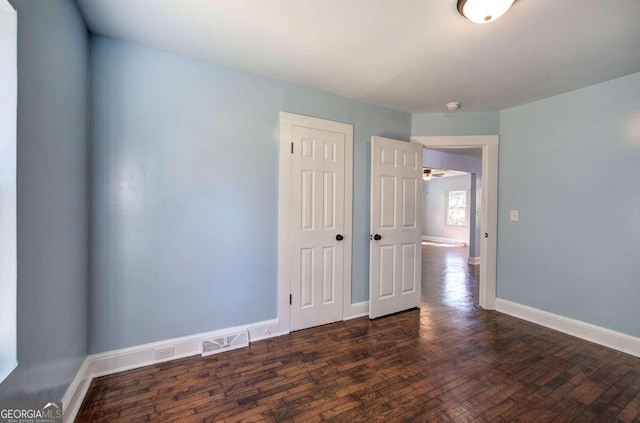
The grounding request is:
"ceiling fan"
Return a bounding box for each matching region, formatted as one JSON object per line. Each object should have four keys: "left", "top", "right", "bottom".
{"left": 422, "top": 168, "right": 445, "bottom": 181}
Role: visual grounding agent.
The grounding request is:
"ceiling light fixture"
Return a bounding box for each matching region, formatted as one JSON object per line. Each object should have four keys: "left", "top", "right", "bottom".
{"left": 457, "top": 0, "right": 515, "bottom": 24}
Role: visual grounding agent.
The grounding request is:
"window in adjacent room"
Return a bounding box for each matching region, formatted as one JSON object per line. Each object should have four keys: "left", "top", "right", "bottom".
{"left": 446, "top": 190, "right": 469, "bottom": 226}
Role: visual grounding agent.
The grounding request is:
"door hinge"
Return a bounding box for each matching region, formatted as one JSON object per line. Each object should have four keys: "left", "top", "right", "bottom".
{"left": 289, "top": 294, "right": 292, "bottom": 305}
{"left": 291, "top": 142, "right": 294, "bottom": 154}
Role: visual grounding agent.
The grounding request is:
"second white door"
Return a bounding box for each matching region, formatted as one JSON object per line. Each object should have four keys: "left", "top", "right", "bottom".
{"left": 369, "top": 136, "right": 423, "bottom": 319}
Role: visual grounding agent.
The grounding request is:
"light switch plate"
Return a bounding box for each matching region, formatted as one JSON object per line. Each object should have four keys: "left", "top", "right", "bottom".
{"left": 510, "top": 210, "right": 519, "bottom": 222}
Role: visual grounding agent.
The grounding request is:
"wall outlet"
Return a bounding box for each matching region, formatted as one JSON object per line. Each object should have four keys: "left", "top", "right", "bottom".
{"left": 155, "top": 347, "right": 174, "bottom": 360}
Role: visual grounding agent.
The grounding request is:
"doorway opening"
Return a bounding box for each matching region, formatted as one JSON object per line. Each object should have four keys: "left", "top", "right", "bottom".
{"left": 411, "top": 135, "right": 499, "bottom": 310}
{"left": 421, "top": 166, "right": 480, "bottom": 316}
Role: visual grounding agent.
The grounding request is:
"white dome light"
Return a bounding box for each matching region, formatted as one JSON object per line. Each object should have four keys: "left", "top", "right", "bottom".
{"left": 457, "top": 0, "right": 515, "bottom": 24}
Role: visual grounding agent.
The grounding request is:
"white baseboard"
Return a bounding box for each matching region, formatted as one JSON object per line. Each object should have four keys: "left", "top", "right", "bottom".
{"left": 496, "top": 299, "right": 640, "bottom": 358}
{"left": 62, "top": 357, "right": 91, "bottom": 423}
{"left": 344, "top": 301, "right": 369, "bottom": 320}
{"left": 468, "top": 256, "right": 480, "bottom": 265}
{"left": 62, "top": 319, "right": 281, "bottom": 423}
{"left": 421, "top": 235, "right": 467, "bottom": 245}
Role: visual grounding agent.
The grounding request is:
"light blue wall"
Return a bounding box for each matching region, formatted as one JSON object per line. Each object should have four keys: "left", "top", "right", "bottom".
{"left": 0, "top": 0, "right": 89, "bottom": 402}
{"left": 498, "top": 72, "right": 640, "bottom": 337}
{"left": 90, "top": 37, "right": 411, "bottom": 353}
{"left": 412, "top": 112, "right": 499, "bottom": 136}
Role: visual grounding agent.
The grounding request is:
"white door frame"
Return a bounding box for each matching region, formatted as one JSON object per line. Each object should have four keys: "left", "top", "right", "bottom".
{"left": 410, "top": 135, "right": 499, "bottom": 310}
{"left": 278, "top": 112, "right": 353, "bottom": 335}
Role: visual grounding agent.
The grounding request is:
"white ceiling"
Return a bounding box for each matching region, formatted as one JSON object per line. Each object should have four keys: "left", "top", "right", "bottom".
{"left": 76, "top": 0, "right": 640, "bottom": 113}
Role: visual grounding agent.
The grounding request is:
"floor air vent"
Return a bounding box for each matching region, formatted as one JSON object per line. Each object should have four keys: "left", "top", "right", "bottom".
{"left": 201, "top": 331, "right": 249, "bottom": 357}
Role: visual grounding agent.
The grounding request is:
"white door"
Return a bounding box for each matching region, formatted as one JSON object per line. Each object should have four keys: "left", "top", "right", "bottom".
{"left": 289, "top": 125, "right": 346, "bottom": 331}
{"left": 369, "top": 136, "right": 423, "bottom": 319}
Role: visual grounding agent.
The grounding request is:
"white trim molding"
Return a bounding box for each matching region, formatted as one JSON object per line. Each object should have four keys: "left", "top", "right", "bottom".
{"left": 0, "top": 0, "right": 16, "bottom": 12}
{"left": 0, "top": 0, "right": 17, "bottom": 385}
{"left": 421, "top": 235, "right": 467, "bottom": 245}
{"left": 62, "top": 358, "right": 92, "bottom": 423}
{"left": 496, "top": 299, "right": 640, "bottom": 358}
{"left": 62, "top": 319, "right": 281, "bottom": 423}
{"left": 89, "top": 319, "right": 280, "bottom": 378}
{"left": 468, "top": 256, "right": 480, "bottom": 265}
{"left": 411, "top": 135, "right": 499, "bottom": 310}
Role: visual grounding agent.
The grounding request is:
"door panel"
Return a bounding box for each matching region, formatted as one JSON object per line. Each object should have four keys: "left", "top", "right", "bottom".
{"left": 322, "top": 247, "right": 335, "bottom": 303}
{"left": 370, "top": 136, "right": 423, "bottom": 319}
{"left": 379, "top": 245, "right": 395, "bottom": 298}
{"left": 402, "top": 178, "right": 417, "bottom": 227}
{"left": 290, "top": 126, "right": 345, "bottom": 331}
{"left": 323, "top": 172, "right": 335, "bottom": 229}
{"left": 301, "top": 248, "right": 314, "bottom": 308}
{"left": 380, "top": 176, "right": 396, "bottom": 228}
{"left": 401, "top": 243, "right": 417, "bottom": 293}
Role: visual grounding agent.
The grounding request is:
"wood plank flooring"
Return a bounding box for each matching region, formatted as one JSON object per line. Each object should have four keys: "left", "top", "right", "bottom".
{"left": 76, "top": 245, "right": 640, "bottom": 422}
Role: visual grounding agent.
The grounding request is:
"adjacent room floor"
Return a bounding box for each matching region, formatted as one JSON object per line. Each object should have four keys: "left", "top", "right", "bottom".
{"left": 76, "top": 245, "right": 640, "bottom": 422}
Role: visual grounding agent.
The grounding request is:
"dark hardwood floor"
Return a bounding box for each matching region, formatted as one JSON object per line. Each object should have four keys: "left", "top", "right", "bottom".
{"left": 76, "top": 245, "right": 640, "bottom": 422}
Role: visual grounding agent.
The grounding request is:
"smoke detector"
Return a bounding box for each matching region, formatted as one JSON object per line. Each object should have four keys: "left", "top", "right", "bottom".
{"left": 446, "top": 102, "right": 461, "bottom": 111}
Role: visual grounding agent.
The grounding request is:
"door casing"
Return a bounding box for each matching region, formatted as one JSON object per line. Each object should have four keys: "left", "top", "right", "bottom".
{"left": 411, "top": 135, "right": 499, "bottom": 310}
{"left": 278, "top": 112, "right": 353, "bottom": 335}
